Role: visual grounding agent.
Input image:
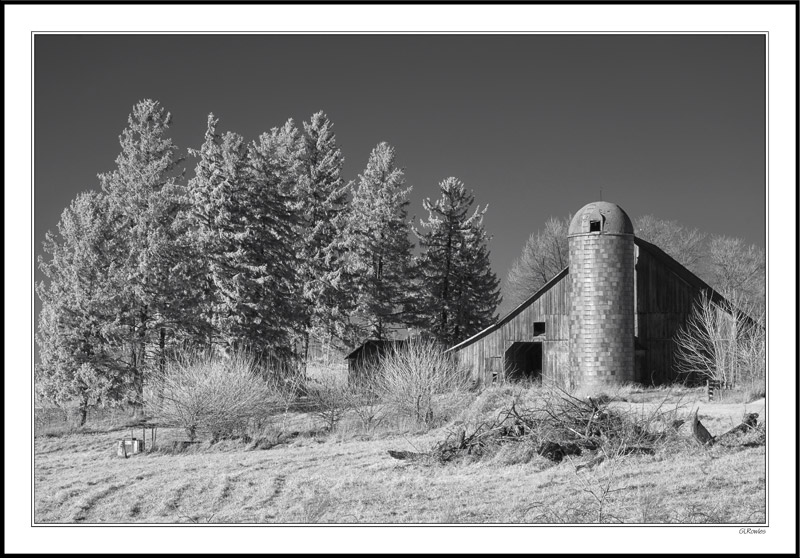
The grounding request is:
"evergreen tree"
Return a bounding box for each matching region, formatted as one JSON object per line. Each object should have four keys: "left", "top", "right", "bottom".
{"left": 36, "top": 191, "right": 130, "bottom": 423}
{"left": 185, "top": 114, "right": 251, "bottom": 349}
{"left": 415, "top": 177, "right": 501, "bottom": 347}
{"left": 293, "top": 112, "right": 354, "bottom": 365}
{"left": 98, "top": 99, "right": 186, "bottom": 406}
{"left": 345, "top": 142, "right": 416, "bottom": 340}
{"left": 218, "top": 119, "right": 302, "bottom": 360}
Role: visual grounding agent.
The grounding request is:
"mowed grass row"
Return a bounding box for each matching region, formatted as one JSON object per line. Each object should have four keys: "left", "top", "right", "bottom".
{"left": 34, "top": 391, "right": 766, "bottom": 524}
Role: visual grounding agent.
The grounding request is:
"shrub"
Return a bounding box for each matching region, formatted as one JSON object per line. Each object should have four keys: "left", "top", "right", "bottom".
{"left": 305, "top": 370, "right": 351, "bottom": 432}
{"left": 341, "top": 374, "right": 387, "bottom": 433}
{"left": 377, "top": 337, "right": 470, "bottom": 426}
{"left": 145, "top": 348, "right": 272, "bottom": 441}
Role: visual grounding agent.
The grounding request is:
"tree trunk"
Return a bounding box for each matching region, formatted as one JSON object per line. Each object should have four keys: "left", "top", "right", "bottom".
{"left": 159, "top": 326, "right": 166, "bottom": 377}
{"left": 132, "top": 305, "right": 148, "bottom": 416}
{"left": 441, "top": 228, "right": 453, "bottom": 342}
{"left": 302, "top": 328, "right": 311, "bottom": 382}
{"left": 78, "top": 395, "right": 89, "bottom": 427}
{"left": 130, "top": 324, "right": 138, "bottom": 403}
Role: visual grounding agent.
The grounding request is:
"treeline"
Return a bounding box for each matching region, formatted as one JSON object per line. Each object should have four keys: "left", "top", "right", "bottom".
{"left": 36, "top": 99, "right": 501, "bottom": 411}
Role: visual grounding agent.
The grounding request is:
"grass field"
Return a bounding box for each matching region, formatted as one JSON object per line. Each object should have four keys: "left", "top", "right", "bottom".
{"left": 33, "top": 386, "right": 766, "bottom": 524}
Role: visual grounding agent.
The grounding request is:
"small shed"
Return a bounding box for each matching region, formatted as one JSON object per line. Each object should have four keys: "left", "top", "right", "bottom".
{"left": 345, "top": 339, "right": 407, "bottom": 383}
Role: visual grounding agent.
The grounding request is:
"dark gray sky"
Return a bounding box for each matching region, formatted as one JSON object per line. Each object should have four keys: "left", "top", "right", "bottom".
{"left": 34, "top": 34, "right": 766, "bottom": 313}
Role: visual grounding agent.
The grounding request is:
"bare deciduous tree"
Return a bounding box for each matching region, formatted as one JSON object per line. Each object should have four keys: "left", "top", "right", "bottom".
{"left": 633, "top": 214, "right": 707, "bottom": 274}
{"left": 673, "top": 291, "right": 765, "bottom": 392}
{"left": 505, "top": 217, "right": 569, "bottom": 308}
{"left": 707, "top": 235, "right": 766, "bottom": 311}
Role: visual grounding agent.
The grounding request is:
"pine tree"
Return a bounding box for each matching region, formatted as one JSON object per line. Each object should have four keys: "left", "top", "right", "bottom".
{"left": 98, "top": 99, "right": 186, "bottom": 406}
{"left": 345, "top": 142, "right": 416, "bottom": 340}
{"left": 36, "top": 191, "right": 130, "bottom": 424}
{"left": 185, "top": 114, "right": 251, "bottom": 349}
{"left": 415, "top": 177, "right": 501, "bottom": 347}
{"left": 214, "top": 119, "right": 302, "bottom": 360}
{"left": 292, "top": 112, "right": 353, "bottom": 366}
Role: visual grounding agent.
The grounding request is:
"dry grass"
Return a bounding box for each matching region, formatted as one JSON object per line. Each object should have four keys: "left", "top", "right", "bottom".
{"left": 34, "top": 385, "right": 765, "bottom": 524}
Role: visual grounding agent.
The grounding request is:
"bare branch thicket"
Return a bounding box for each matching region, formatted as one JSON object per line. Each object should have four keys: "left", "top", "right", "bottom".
{"left": 261, "top": 364, "right": 304, "bottom": 435}
{"left": 707, "top": 236, "right": 766, "bottom": 313}
{"left": 145, "top": 348, "right": 273, "bottom": 441}
{"left": 378, "top": 337, "right": 471, "bottom": 426}
{"left": 305, "top": 369, "right": 352, "bottom": 432}
{"left": 568, "top": 444, "right": 629, "bottom": 523}
{"left": 727, "top": 292, "right": 766, "bottom": 398}
{"left": 674, "top": 291, "right": 765, "bottom": 392}
{"left": 341, "top": 356, "right": 387, "bottom": 432}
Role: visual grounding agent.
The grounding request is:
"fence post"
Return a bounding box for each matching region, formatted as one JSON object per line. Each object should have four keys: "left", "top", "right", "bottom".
{"left": 706, "top": 379, "right": 720, "bottom": 402}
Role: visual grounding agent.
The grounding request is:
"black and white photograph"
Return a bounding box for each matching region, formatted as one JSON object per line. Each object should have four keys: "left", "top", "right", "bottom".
{"left": 6, "top": 3, "right": 797, "bottom": 555}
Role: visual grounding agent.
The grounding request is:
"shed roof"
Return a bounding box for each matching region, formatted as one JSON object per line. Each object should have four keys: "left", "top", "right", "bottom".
{"left": 345, "top": 339, "right": 406, "bottom": 360}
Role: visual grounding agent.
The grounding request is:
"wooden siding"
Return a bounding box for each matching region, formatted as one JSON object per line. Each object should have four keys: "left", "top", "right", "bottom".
{"left": 634, "top": 240, "right": 712, "bottom": 385}
{"left": 452, "top": 270, "right": 571, "bottom": 387}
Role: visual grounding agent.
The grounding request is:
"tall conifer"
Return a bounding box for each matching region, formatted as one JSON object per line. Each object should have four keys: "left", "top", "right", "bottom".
{"left": 293, "top": 112, "right": 353, "bottom": 365}
{"left": 415, "top": 177, "right": 500, "bottom": 346}
{"left": 36, "top": 191, "right": 129, "bottom": 422}
{"left": 98, "top": 99, "right": 186, "bottom": 405}
{"left": 345, "top": 142, "right": 416, "bottom": 340}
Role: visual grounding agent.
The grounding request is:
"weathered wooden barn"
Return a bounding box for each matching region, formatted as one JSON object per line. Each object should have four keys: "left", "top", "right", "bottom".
{"left": 446, "top": 201, "right": 732, "bottom": 391}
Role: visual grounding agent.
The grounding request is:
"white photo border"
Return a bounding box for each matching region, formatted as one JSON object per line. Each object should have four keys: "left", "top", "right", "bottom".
{"left": 6, "top": 3, "right": 796, "bottom": 554}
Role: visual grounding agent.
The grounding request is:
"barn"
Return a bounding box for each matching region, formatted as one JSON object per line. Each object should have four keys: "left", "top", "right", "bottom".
{"left": 446, "top": 201, "right": 733, "bottom": 392}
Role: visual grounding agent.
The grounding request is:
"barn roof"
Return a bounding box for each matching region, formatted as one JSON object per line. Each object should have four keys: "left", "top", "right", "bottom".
{"left": 345, "top": 339, "right": 406, "bottom": 360}
{"left": 634, "top": 237, "right": 755, "bottom": 322}
{"left": 446, "top": 236, "right": 746, "bottom": 354}
{"left": 633, "top": 237, "right": 722, "bottom": 301}
{"left": 446, "top": 267, "right": 569, "bottom": 353}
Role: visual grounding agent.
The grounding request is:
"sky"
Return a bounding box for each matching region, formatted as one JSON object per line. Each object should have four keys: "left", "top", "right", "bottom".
{"left": 34, "top": 34, "right": 766, "bottom": 314}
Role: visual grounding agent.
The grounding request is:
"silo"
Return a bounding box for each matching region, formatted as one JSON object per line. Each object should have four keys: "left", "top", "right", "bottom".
{"left": 567, "top": 201, "right": 635, "bottom": 391}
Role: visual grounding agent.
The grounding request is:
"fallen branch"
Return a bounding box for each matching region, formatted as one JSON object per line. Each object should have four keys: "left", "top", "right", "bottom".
{"left": 387, "top": 450, "right": 426, "bottom": 461}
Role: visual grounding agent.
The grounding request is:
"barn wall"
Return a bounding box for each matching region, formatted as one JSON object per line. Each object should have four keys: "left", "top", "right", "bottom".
{"left": 635, "top": 243, "right": 702, "bottom": 385}
{"left": 453, "top": 272, "right": 571, "bottom": 387}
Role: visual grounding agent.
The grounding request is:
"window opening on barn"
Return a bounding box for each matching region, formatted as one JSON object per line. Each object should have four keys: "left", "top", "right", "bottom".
{"left": 533, "top": 322, "right": 545, "bottom": 336}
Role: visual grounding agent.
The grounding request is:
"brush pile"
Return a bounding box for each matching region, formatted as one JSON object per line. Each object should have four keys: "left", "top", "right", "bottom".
{"left": 389, "top": 386, "right": 684, "bottom": 465}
